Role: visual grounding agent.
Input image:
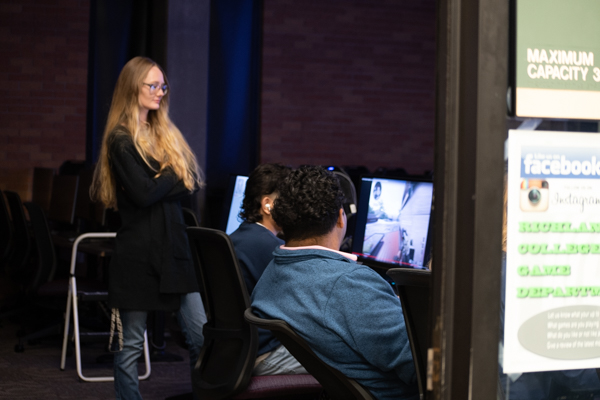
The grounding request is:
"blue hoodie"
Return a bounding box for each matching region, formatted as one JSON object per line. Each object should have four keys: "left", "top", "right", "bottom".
{"left": 251, "top": 247, "right": 418, "bottom": 400}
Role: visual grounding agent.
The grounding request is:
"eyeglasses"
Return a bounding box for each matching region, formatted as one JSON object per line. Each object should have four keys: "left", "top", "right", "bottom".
{"left": 143, "top": 82, "right": 168, "bottom": 95}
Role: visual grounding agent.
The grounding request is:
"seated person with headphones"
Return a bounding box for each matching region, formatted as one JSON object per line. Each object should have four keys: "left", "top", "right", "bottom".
{"left": 229, "top": 163, "right": 306, "bottom": 376}
{"left": 251, "top": 165, "right": 418, "bottom": 400}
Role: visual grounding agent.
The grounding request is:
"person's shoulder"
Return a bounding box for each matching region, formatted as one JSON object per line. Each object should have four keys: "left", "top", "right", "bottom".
{"left": 233, "top": 222, "right": 270, "bottom": 236}
{"left": 108, "top": 127, "right": 134, "bottom": 152}
{"left": 110, "top": 127, "right": 131, "bottom": 141}
{"left": 230, "top": 221, "right": 253, "bottom": 238}
{"left": 331, "top": 265, "right": 398, "bottom": 304}
{"left": 338, "top": 261, "right": 387, "bottom": 283}
{"left": 316, "top": 249, "right": 358, "bottom": 265}
{"left": 231, "top": 223, "right": 282, "bottom": 246}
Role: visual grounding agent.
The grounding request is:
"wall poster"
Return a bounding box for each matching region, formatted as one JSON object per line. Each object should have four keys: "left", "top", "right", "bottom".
{"left": 514, "top": 0, "right": 600, "bottom": 120}
{"left": 504, "top": 129, "right": 600, "bottom": 373}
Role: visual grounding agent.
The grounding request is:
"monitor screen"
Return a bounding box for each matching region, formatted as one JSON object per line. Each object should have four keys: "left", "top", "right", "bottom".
{"left": 223, "top": 175, "right": 249, "bottom": 235}
{"left": 351, "top": 176, "right": 433, "bottom": 270}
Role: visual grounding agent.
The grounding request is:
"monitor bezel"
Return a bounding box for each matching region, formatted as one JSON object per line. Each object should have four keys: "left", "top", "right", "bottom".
{"left": 351, "top": 174, "right": 434, "bottom": 272}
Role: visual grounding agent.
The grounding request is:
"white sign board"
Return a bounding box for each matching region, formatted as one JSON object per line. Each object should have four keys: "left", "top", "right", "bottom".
{"left": 504, "top": 129, "right": 600, "bottom": 373}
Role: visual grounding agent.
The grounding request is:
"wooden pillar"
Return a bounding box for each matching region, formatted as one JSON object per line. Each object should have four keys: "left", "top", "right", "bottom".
{"left": 432, "top": 0, "right": 508, "bottom": 397}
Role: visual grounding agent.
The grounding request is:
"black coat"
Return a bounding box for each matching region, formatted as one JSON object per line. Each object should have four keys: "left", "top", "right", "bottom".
{"left": 107, "top": 131, "right": 199, "bottom": 311}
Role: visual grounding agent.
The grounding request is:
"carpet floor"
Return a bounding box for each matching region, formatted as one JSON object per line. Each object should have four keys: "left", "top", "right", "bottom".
{"left": 0, "top": 315, "right": 193, "bottom": 400}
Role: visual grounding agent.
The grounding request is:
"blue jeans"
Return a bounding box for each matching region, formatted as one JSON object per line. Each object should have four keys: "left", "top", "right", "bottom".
{"left": 252, "top": 344, "right": 308, "bottom": 376}
{"left": 114, "top": 292, "right": 207, "bottom": 400}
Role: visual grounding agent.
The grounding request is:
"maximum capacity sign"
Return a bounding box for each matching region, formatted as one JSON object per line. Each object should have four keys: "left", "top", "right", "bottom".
{"left": 514, "top": 0, "right": 600, "bottom": 119}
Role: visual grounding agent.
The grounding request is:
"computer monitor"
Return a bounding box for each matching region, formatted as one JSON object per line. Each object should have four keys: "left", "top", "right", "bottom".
{"left": 351, "top": 175, "right": 433, "bottom": 270}
{"left": 222, "top": 174, "right": 249, "bottom": 235}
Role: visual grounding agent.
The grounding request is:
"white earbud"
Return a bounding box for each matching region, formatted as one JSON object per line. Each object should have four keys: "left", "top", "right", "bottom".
{"left": 266, "top": 204, "right": 271, "bottom": 211}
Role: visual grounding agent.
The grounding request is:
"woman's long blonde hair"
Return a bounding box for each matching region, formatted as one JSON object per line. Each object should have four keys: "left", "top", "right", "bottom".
{"left": 91, "top": 56, "right": 203, "bottom": 209}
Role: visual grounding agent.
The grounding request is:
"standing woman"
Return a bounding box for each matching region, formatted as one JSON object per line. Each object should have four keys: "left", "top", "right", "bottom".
{"left": 91, "top": 56, "right": 206, "bottom": 399}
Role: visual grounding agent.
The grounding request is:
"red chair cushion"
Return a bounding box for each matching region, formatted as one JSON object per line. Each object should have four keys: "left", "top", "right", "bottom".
{"left": 232, "top": 374, "right": 322, "bottom": 399}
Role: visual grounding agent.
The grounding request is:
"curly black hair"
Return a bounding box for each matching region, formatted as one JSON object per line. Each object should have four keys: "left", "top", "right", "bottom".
{"left": 239, "top": 163, "right": 291, "bottom": 223}
{"left": 271, "top": 166, "right": 345, "bottom": 242}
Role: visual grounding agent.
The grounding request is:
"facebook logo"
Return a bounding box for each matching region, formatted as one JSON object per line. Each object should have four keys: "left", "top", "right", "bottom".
{"left": 521, "top": 146, "right": 600, "bottom": 179}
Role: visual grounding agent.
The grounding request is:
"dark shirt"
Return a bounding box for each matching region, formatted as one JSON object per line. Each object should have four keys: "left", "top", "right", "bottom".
{"left": 230, "top": 221, "right": 283, "bottom": 354}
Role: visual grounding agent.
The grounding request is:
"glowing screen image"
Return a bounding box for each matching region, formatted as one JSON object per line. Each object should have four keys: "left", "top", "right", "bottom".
{"left": 355, "top": 177, "right": 433, "bottom": 268}
{"left": 225, "top": 175, "right": 249, "bottom": 235}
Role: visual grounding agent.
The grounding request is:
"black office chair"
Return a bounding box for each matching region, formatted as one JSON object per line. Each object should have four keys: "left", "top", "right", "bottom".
{"left": 13, "top": 201, "right": 68, "bottom": 352}
{"left": 58, "top": 160, "right": 86, "bottom": 176}
{"left": 244, "top": 308, "right": 375, "bottom": 400}
{"left": 182, "top": 207, "right": 200, "bottom": 227}
{"left": 331, "top": 170, "right": 357, "bottom": 206}
{"left": 3, "top": 191, "right": 32, "bottom": 284}
{"left": 386, "top": 268, "right": 431, "bottom": 400}
{"left": 0, "top": 191, "right": 20, "bottom": 322}
{"left": 331, "top": 170, "right": 358, "bottom": 252}
{"left": 341, "top": 165, "right": 370, "bottom": 195}
{"left": 31, "top": 167, "right": 55, "bottom": 214}
{"left": 0, "top": 190, "right": 14, "bottom": 268}
{"left": 48, "top": 174, "right": 79, "bottom": 231}
{"left": 17, "top": 201, "right": 145, "bottom": 379}
{"left": 73, "top": 169, "right": 97, "bottom": 230}
{"left": 185, "top": 227, "right": 322, "bottom": 400}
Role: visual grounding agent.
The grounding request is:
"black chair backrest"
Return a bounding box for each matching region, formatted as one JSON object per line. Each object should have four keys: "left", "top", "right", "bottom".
{"left": 244, "top": 308, "right": 375, "bottom": 400}
{"left": 23, "top": 202, "right": 57, "bottom": 294}
{"left": 48, "top": 175, "right": 79, "bottom": 226}
{"left": 58, "top": 160, "right": 86, "bottom": 176}
{"left": 100, "top": 208, "right": 121, "bottom": 232}
{"left": 186, "top": 227, "right": 257, "bottom": 399}
{"left": 31, "top": 167, "right": 55, "bottom": 213}
{"left": 386, "top": 268, "right": 431, "bottom": 400}
{"left": 182, "top": 207, "right": 199, "bottom": 227}
{"left": 73, "top": 168, "right": 111, "bottom": 232}
{"left": 341, "top": 165, "right": 370, "bottom": 195}
{"left": 74, "top": 169, "right": 95, "bottom": 223}
{"left": 331, "top": 170, "right": 357, "bottom": 213}
{"left": 0, "top": 190, "right": 14, "bottom": 264}
{"left": 331, "top": 170, "right": 358, "bottom": 252}
{"left": 4, "top": 191, "right": 32, "bottom": 282}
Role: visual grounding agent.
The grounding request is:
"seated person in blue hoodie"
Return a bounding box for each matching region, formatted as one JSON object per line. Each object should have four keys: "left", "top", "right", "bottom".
{"left": 229, "top": 163, "right": 306, "bottom": 375}
{"left": 251, "top": 165, "right": 419, "bottom": 400}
